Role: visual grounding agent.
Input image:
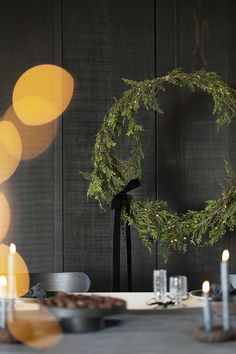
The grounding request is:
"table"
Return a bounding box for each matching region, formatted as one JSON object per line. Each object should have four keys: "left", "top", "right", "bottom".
{"left": 94, "top": 292, "right": 201, "bottom": 309}
{"left": 1, "top": 293, "right": 236, "bottom": 354}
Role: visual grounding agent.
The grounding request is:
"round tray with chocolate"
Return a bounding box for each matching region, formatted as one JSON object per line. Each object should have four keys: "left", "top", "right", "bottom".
{"left": 43, "top": 293, "right": 126, "bottom": 333}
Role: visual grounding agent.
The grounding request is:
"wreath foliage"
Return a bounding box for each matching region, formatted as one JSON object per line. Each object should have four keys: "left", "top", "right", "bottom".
{"left": 83, "top": 68, "right": 236, "bottom": 260}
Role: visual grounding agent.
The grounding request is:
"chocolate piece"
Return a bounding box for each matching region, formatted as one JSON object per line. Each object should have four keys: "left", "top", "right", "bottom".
{"left": 43, "top": 294, "right": 126, "bottom": 310}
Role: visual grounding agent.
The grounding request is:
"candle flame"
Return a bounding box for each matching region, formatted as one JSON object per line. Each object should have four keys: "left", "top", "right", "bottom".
{"left": 222, "top": 249, "right": 230, "bottom": 262}
{"left": 10, "top": 243, "right": 16, "bottom": 255}
{"left": 0, "top": 276, "right": 7, "bottom": 287}
{"left": 202, "top": 280, "right": 210, "bottom": 293}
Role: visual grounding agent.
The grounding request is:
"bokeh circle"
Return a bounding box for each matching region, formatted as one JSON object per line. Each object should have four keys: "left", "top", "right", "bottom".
{"left": 13, "top": 64, "right": 74, "bottom": 126}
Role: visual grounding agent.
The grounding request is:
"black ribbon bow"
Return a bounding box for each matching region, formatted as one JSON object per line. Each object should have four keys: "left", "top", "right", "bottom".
{"left": 111, "top": 178, "right": 140, "bottom": 292}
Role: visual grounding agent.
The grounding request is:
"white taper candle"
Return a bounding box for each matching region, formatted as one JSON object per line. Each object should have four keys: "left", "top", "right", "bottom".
{"left": 0, "top": 276, "right": 7, "bottom": 328}
{"left": 221, "top": 249, "right": 230, "bottom": 331}
{"left": 8, "top": 243, "right": 16, "bottom": 322}
{"left": 202, "top": 280, "right": 212, "bottom": 331}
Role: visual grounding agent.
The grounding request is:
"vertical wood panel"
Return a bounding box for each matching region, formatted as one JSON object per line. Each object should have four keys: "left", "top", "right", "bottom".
{"left": 63, "top": 0, "right": 112, "bottom": 290}
{"left": 109, "top": 0, "right": 156, "bottom": 291}
{"left": 156, "top": 0, "right": 184, "bottom": 273}
{"left": 53, "top": 0, "right": 63, "bottom": 272}
{"left": 63, "top": 0, "right": 156, "bottom": 291}
{"left": 178, "top": 0, "right": 229, "bottom": 289}
{"left": 228, "top": 0, "right": 236, "bottom": 274}
{"left": 0, "top": 0, "right": 56, "bottom": 272}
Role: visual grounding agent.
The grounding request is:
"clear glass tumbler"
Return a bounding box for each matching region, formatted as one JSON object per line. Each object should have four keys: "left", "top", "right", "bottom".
{"left": 153, "top": 269, "right": 167, "bottom": 301}
{"left": 169, "top": 276, "right": 183, "bottom": 305}
{"left": 179, "top": 275, "right": 188, "bottom": 299}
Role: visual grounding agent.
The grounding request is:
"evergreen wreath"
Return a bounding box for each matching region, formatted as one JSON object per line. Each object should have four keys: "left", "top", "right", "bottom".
{"left": 83, "top": 68, "right": 236, "bottom": 260}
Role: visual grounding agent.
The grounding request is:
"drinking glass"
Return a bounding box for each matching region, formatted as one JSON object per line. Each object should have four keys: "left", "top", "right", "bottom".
{"left": 153, "top": 269, "right": 167, "bottom": 301}
{"left": 169, "top": 276, "right": 183, "bottom": 305}
{"left": 180, "top": 275, "right": 188, "bottom": 299}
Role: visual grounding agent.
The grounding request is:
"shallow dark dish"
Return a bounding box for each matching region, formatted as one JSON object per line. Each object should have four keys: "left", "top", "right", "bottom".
{"left": 190, "top": 289, "right": 212, "bottom": 300}
{"left": 44, "top": 295, "right": 126, "bottom": 333}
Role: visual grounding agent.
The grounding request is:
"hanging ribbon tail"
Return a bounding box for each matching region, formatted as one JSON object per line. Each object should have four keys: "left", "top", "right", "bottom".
{"left": 123, "top": 178, "right": 141, "bottom": 194}
{"left": 111, "top": 178, "right": 140, "bottom": 291}
{"left": 126, "top": 220, "right": 132, "bottom": 291}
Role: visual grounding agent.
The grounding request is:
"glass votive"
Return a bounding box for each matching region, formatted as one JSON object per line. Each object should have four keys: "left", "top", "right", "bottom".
{"left": 169, "top": 275, "right": 188, "bottom": 301}
{"left": 153, "top": 269, "right": 167, "bottom": 301}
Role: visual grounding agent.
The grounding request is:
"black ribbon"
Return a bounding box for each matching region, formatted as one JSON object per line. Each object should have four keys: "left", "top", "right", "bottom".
{"left": 111, "top": 178, "right": 140, "bottom": 292}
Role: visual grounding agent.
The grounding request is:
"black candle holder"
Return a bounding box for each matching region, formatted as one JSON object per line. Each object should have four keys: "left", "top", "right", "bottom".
{"left": 195, "top": 325, "right": 236, "bottom": 342}
{"left": 0, "top": 327, "right": 18, "bottom": 344}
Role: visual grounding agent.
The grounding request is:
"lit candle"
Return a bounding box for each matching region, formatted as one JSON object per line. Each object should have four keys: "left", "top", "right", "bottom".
{"left": 8, "top": 243, "right": 16, "bottom": 321}
{"left": 202, "top": 281, "right": 212, "bottom": 331}
{"left": 0, "top": 276, "right": 7, "bottom": 328}
{"left": 221, "top": 249, "right": 230, "bottom": 331}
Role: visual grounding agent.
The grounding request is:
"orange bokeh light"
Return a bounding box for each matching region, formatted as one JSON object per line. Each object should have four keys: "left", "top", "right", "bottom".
{"left": 3, "top": 106, "right": 58, "bottom": 161}
{"left": 0, "top": 244, "right": 29, "bottom": 297}
{"left": 7, "top": 305, "right": 63, "bottom": 349}
{"left": 13, "top": 64, "right": 74, "bottom": 126}
{"left": 0, "top": 192, "right": 10, "bottom": 242}
{"left": 0, "top": 121, "right": 22, "bottom": 184}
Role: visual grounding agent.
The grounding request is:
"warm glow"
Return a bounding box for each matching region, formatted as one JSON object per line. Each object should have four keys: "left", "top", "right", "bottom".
{"left": 0, "top": 192, "right": 11, "bottom": 242}
{"left": 202, "top": 280, "right": 210, "bottom": 294}
{"left": 10, "top": 243, "right": 16, "bottom": 255}
{"left": 7, "top": 305, "right": 63, "bottom": 348}
{"left": 0, "top": 244, "right": 29, "bottom": 297}
{"left": 0, "top": 121, "right": 22, "bottom": 184}
{"left": 0, "top": 276, "right": 7, "bottom": 287}
{"left": 13, "top": 64, "right": 74, "bottom": 126}
{"left": 222, "top": 249, "right": 230, "bottom": 262}
{"left": 3, "top": 106, "right": 58, "bottom": 160}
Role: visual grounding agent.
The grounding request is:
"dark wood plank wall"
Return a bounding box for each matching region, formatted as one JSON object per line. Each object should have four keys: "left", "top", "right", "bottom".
{"left": 0, "top": 0, "right": 236, "bottom": 290}
{"left": 63, "top": 0, "right": 236, "bottom": 290}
